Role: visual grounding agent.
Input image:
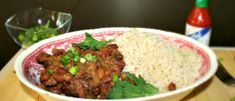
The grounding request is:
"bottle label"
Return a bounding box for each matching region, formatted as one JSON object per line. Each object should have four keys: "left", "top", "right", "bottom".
{"left": 185, "top": 23, "right": 211, "bottom": 46}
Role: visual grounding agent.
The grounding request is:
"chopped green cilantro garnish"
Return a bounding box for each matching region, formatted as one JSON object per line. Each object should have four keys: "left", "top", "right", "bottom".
{"left": 69, "top": 66, "right": 79, "bottom": 75}
{"left": 75, "top": 32, "right": 113, "bottom": 50}
{"left": 108, "top": 72, "right": 159, "bottom": 99}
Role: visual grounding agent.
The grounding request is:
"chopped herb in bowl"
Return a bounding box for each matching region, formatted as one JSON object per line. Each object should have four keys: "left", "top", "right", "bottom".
{"left": 18, "top": 21, "right": 59, "bottom": 48}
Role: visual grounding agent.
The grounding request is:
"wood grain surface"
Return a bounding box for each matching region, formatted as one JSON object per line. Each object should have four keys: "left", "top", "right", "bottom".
{"left": 0, "top": 48, "right": 235, "bottom": 101}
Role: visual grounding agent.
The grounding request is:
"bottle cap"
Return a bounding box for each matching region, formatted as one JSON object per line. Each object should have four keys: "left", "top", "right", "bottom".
{"left": 195, "top": 0, "right": 208, "bottom": 8}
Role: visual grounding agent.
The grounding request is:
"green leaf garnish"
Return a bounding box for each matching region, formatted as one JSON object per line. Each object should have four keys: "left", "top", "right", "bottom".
{"left": 126, "top": 72, "right": 146, "bottom": 86}
{"left": 75, "top": 32, "right": 112, "bottom": 50}
{"left": 108, "top": 72, "right": 159, "bottom": 99}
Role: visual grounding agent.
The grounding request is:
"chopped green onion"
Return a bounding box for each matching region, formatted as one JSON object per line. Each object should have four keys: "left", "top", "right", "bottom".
{"left": 18, "top": 33, "right": 24, "bottom": 42}
{"left": 60, "top": 55, "right": 70, "bottom": 65}
{"left": 68, "top": 47, "right": 76, "bottom": 54}
{"left": 73, "top": 51, "right": 80, "bottom": 56}
{"left": 69, "top": 66, "right": 79, "bottom": 75}
{"left": 80, "top": 57, "right": 86, "bottom": 63}
{"left": 63, "top": 54, "right": 71, "bottom": 59}
{"left": 17, "top": 21, "right": 59, "bottom": 47}
{"left": 60, "top": 48, "right": 82, "bottom": 64}
{"left": 60, "top": 59, "right": 70, "bottom": 65}
{"left": 84, "top": 54, "right": 92, "bottom": 60}
{"left": 84, "top": 54, "right": 97, "bottom": 62}
{"left": 67, "top": 48, "right": 76, "bottom": 58}
{"left": 112, "top": 73, "right": 119, "bottom": 82}
{"left": 67, "top": 52, "right": 74, "bottom": 58}
{"left": 32, "top": 34, "right": 38, "bottom": 41}
{"left": 47, "top": 69, "right": 54, "bottom": 75}
{"left": 73, "top": 55, "right": 80, "bottom": 62}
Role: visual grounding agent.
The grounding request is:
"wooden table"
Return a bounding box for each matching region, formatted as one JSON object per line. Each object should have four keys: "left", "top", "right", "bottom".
{"left": 0, "top": 48, "right": 235, "bottom": 101}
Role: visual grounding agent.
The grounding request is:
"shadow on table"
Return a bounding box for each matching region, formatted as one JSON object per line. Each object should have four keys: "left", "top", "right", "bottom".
{"left": 180, "top": 77, "right": 214, "bottom": 101}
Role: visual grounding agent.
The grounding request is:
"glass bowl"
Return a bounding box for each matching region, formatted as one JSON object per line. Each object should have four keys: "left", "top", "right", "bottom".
{"left": 5, "top": 8, "right": 72, "bottom": 48}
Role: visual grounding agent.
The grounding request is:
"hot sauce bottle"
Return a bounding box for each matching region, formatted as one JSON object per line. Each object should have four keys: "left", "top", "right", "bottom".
{"left": 185, "top": 0, "right": 212, "bottom": 46}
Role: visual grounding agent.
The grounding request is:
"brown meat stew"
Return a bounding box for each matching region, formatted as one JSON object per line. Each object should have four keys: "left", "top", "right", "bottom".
{"left": 36, "top": 44, "right": 125, "bottom": 99}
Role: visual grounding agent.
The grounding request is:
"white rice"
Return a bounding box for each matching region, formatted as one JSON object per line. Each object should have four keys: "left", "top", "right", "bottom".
{"left": 112, "top": 29, "right": 202, "bottom": 93}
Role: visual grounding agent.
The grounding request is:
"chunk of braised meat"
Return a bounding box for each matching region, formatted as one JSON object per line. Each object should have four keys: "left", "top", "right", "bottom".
{"left": 91, "top": 87, "right": 101, "bottom": 97}
{"left": 36, "top": 50, "right": 63, "bottom": 67}
{"left": 113, "top": 53, "right": 123, "bottom": 61}
{"left": 168, "top": 82, "right": 176, "bottom": 91}
{"left": 61, "top": 79, "right": 89, "bottom": 98}
{"left": 36, "top": 52, "right": 51, "bottom": 66}
{"left": 96, "top": 44, "right": 125, "bottom": 70}
{"left": 98, "top": 44, "right": 118, "bottom": 59}
{"left": 47, "top": 84, "right": 63, "bottom": 94}
{"left": 75, "top": 69, "right": 87, "bottom": 79}
{"left": 111, "top": 53, "right": 125, "bottom": 67}
{"left": 73, "top": 69, "right": 102, "bottom": 98}
{"left": 40, "top": 73, "right": 57, "bottom": 87}
{"left": 98, "top": 75, "right": 114, "bottom": 99}
{"left": 81, "top": 49, "right": 96, "bottom": 56}
{"left": 40, "top": 67, "right": 72, "bottom": 87}
{"left": 37, "top": 82, "right": 62, "bottom": 94}
{"left": 85, "top": 61, "right": 101, "bottom": 87}
{"left": 52, "top": 48, "right": 66, "bottom": 56}
{"left": 52, "top": 67, "right": 73, "bottom": 83}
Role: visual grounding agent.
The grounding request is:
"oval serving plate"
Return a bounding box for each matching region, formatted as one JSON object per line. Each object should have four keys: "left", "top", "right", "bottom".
{"left": 14, "top": 27, "right": 217, "bottom": 101}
